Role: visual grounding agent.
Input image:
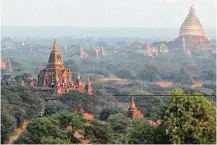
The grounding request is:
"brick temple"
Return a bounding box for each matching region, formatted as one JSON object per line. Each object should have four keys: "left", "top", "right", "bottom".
{"left": 35, "top": 39, "right": 93, "bottom": 98}
{"left": 128, "top": 97, "right": 144, "bottom": 120}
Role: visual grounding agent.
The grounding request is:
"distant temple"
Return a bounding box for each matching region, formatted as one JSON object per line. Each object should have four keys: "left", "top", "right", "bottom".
{"left": 128, "top": 97, "right": 144, "bottom": 120}
{"left": 1, "top": 58, "right": 13, "bottom": 73}
{"left": 7, "top": 58, "right": 13, "bottom": 73}
{"left": 173, "top": 5, "right": 210, "bottom": 49}
{"left": 76, "top": 104, "right": 94, "bottom": 121}
{"left": 0, "top": 59, "right": 6, "bottom": 70}
{"left": 79, "top": 47, "right": 88, "bottom": 58}
{"left": 93, "top": 46, "right": 107, "bottom": 57}
{"left": 145, "top": 42, "right": 158, "bottom": 57}
{"left": 37, "top": 39, "right": 93, "bottom": 96}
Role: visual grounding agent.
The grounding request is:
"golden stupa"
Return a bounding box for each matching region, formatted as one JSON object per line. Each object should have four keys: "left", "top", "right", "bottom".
{"left": 176, "top": 5, "right": 208, "bottom": 47}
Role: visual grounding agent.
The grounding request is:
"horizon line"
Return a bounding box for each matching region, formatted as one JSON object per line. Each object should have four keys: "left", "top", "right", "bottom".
{"left": 2, "top": 25, "right": 216, "bottom": 30}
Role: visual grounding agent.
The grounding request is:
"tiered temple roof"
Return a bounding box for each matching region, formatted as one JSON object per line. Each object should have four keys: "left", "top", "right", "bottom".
{"left": 37, "top": 39, "right": 93, "bottom": 96}
{"left": 128, "top": 97, "right": 144, "bottom": 120}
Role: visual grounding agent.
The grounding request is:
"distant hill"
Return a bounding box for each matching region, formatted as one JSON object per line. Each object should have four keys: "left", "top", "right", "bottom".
{"left": 2, "top": 25, "right": 215, "bottom": 39}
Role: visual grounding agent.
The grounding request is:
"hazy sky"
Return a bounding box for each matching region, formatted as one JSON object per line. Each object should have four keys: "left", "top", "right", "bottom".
{"left": 1, "top": 0, "right": 216, "bottom": 28}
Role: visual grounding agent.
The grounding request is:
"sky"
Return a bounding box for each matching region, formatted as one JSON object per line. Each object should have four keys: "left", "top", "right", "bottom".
{"left": 1, "top": 0, "right": 216, "bottom": 29}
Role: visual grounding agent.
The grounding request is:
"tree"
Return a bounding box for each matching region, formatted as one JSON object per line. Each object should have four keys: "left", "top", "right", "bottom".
{"left": 14, "top": 112, "right": 86, "bottom": 144}
{"left": 115, "top": 70, "right": 133, "bottom": 80}
{"left": 84, "top": 120, "right": 114, "bottom": 144}
{"left": 201, "top": 69, "right": 216, "bottom": 85}
{"left": 175, "top": 67, "right": 192, "bottom": 84}
{"left": 59, "top": 91, "right": 101, "bottom": 115}
{"left": 52, "top": 112, "right": 86, "bottom": 131}
{"left": 1, "top": 107, "right": 16, "bottom": 144}
{"left": 99, "top": 108, "right": 124, "bottom": 121}
{"left": 137, "top": 64, "right": 161, "bottom": 82}
{"left": 44, "top": 101, "right": 68, "bottom": 116}
{"left": 128, "top": 119, "right": 156, "bottom": 144}
{"left": 161, "top": 88, "right": 216, "bottom": 144}
{"left": 14, "top": 117, "right": 69, "bottom": 144}
{"left": 107, "top": 113, "right": 131, "bottom": 134}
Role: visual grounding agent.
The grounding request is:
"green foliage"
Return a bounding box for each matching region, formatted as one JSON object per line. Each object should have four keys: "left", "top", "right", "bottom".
{"left": 161, "top": 88, "right": 216, "bottom": 144}
{"left": 1, "top": 87, "right": 44, "bottom": 124}
{"left": 175, "top": 67, "right": 192, "bottom": 84}
{"left": 44, "top": 101, "right": 68, "bottom": 116}
{"left": 59, "top": 91, "right": 101, "bottom": 115}
{"left": 1, "top": 86, "right": 44, "bottom": 143}
{"left": 15, "top": 117, "right": 69, "bottom": 144}
{"left": 99, "top": 108, "right": 124, "bottom": 121}
{"left": 137, "top": 64, "right": 161, "bottom": 82}
{"left": 107, "top": 113, "right": 131, "bottom": 133}
{"left": 127, "top": 119, "right": 170, "bottom": 144}
{"left": 52, "top": 112, "right": 86, "bottom": 131}
{"left": 128, "top": 119, "right": 155, "bottom": 144}
{"left": 41, "top": 136, "right": 71, "bottom": 144}
{"left": 84, "top": 120, "right": 114, "bottom": 144}
{"left": 14, "top": 112, "right": 86, "bottom": 144}
{"left": 115, "top": 69, "right": 134, "bottom": 79}
{"left": 1, "top": 107, "right": 16, "bottom": 144}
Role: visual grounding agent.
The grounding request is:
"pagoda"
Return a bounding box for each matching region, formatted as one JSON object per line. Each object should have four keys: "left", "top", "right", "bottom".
{"left": 175, "top": 5, "right": 208, "bottom": 48}
{"left": 37, "top": 39, "right": 93, "bottom": 96}
{"left": 37, "top": 39, "right": 74, "bottom": 95}
{"left": 0, "top": 58, "right": 6, "bottom": 70}
{"left": 128, "top": 97, "right": 144, "bottom": 120}
{"left": 7, "top": 58, "right": 13, "bottom": 73}
{"left": 84, "top": 77, "right": 93, "bottom": 96}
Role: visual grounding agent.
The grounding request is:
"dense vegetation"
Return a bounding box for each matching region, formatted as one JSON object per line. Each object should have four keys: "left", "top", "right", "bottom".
{"left": 1, "top": 83, "right": 216, "bottom": 144}
{"left": 1, "top": 38, "right": 216, "bottom": 144}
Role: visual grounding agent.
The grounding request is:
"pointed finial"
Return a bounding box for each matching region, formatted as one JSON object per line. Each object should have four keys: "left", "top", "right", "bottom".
{"left": 189, "top": 4, "right": 195, "bottom": 15}
{"left": 53, "top": 38, "right": 58, "bottom": 50}
{"left": 86, "top": 77, "right": 90, "bottom": 85}
{"left": 131, "top": 96, "right": 136, "bottom": 109}
{"left": 77, "top": 73, "right": 81, "bottom": 80}
{"left": 182, "top": 37, "right": 185, "bottom": 42}
{"left": 54, "top": 38, "right": 57, "bottom": 46}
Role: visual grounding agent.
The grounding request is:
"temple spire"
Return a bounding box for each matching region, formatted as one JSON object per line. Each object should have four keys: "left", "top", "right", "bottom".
{"left": 7, "top": 58, "right": 13, "bottom": 73}
{"left": 130, "top": 96, "right": 136, "bottom": 110}
{"left": 77, "top": 73, "right": 81, "bottom": 80}
{"left": 53, "top": 38, "right": 58, "bottom": 50}
{"left": 179, "top": 5, "right": 205, "bottom": 37}
{"left": 85, "top": 77, "right": 93, "bottom": 96}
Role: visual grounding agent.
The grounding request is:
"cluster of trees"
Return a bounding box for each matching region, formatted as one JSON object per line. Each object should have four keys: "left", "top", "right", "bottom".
{"left": 15, "top": 112, "right": 113, "bottom": 144}
{"left": 1, "top": 86, "right": 44, "bottom": 143}
{"left": 5, "top": 88, "right": 215, "bottom": 144}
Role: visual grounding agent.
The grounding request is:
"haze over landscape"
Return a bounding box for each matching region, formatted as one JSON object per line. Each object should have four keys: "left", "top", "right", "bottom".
{"left": 1, "top": 0, "right": 216, "bottom": 38}
{"left": 1, "top": 0, "right": 216, "bottom": 144}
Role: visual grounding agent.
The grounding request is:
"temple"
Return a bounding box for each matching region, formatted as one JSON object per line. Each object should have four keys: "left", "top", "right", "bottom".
{"left": 128, "top": 97, "right": 144, "bottom": 120}
{"left": 6, "top": 58, "right": 13, "bottom": 73}
{"left": 76, "top": 104, "right": 94, "bottom": 121}
{"left": 0, "top": 58, "right": 6, "bottom": 70}
{"left": 37, "top": 39, "right": 93, "bottom": 96}
{"left": 79, "top": 47, "right": 88, "bottom": 58}
{"left": 174, "top": 5, "right": 209, "bottom": 48}
{"left": 84, "top": 77, "right": 93, "bottom": 96}
{"left": 1, "top": 58, "right": 13, "bottom": 73}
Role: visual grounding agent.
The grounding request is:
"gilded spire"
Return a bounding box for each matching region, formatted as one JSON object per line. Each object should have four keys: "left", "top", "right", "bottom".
{"left": 179, "top": 5, "right": 205, "bottom": 37}
{"left": 189, "top": 5, "right": 195, "bottom": 15}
